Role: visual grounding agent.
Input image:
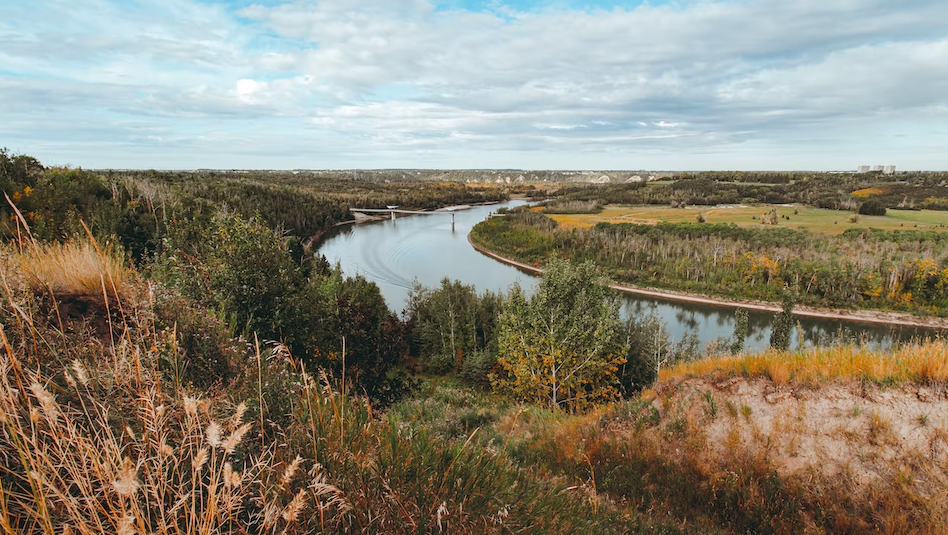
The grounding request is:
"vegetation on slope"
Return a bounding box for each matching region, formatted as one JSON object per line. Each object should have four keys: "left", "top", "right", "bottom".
{"left": 0, "top": 238, "right": 639, "bottom": 534}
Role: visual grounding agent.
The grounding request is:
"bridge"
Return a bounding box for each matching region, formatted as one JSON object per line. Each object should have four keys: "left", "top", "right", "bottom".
{"left": 349, "top": 207, "right": 461, "bottom": 228}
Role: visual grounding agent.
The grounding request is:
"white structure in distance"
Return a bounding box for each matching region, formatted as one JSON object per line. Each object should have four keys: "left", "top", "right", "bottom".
{"left": 856, "top": 165, "right": 896, "bottom": 174}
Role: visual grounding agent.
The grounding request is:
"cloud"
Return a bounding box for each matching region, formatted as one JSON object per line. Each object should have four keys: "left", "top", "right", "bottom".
{"left": 2, "top": 0, "right": 947, "bottom": 169}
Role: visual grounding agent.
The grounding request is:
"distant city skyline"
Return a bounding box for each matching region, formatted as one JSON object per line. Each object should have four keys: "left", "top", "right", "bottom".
{"left": 2, "top": 0, "right": 947, "bottom": 170}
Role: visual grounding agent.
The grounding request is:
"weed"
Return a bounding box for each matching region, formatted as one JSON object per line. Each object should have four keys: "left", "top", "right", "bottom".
{"left": 703, "top": 390, "right": 717, "bottom": 418}
{"left": 724, "top": 399, "right": 738, "bottom": 418}
{"left": 867, "top": 410, "right": 895, "bottom": 446}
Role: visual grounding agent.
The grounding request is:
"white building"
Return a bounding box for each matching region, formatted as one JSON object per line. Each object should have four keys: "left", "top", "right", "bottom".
{"left": 857, "top": 165, "right": 871, "bottom": 173}
{"left": 883, "top": 165, "right": 896, "bottom": 175}
{"left": 871, "top": 165, "right": 884, "bottom": 172}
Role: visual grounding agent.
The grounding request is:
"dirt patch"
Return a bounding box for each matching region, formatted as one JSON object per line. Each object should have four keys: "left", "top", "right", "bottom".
{"left": 655, "top": 377, "right": 948, "bottom": 495}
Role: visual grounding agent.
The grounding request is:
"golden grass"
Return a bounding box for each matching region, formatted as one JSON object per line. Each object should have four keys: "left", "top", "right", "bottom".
{"left": 17, "top": 240, "right": 133, "bottom": 302}
{"left": 548, "top": 204, "right": 948, "bottom": 234}
{"left": 0, "top": 350, "right": 313, "bottom": 534}
{"left": 659, "top": 340, "right": 948, "bottom": 386}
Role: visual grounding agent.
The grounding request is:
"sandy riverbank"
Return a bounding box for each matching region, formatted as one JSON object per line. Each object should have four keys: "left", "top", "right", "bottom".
{"left": 467, "top": 235, "right": 948, "bottom": 330}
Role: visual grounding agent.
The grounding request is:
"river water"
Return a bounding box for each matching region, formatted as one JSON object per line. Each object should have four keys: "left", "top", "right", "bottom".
{"left": 318, "top": 200, "right": 937, "bottom": 352}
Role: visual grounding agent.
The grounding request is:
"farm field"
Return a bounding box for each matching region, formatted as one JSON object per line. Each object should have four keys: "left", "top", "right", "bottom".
{"left": 547, "top": 204, "right": 948, "bottom": 234}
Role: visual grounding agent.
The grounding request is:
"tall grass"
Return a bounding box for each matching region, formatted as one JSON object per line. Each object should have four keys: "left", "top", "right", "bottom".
{"left": 660, "top": 340, "right": 948, "bottom": 386}
{"left": 0, "top": 238, "right": 621, "bottom": 534}
{"left": 17, "top": 240, "right": 133, "bottom": 302}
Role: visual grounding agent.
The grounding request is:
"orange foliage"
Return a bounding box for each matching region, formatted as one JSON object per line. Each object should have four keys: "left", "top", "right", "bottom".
{"left": 851, "top": 186, "right": 888, "bottom": 198}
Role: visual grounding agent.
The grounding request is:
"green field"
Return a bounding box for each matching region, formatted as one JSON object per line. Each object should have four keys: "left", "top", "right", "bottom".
{"left": 547, "top": 204, "right": 948, "bottom": 234}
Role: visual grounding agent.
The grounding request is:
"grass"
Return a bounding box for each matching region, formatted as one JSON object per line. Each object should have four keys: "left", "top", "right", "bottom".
{"left": 4, "top": 235, "right": 947, "bottom": 534}
{"left": 16, "top": 240, "right": 134, "bottom": 302}
{"left": 547, "top": 204, "right": 948, "bottom": 234}
{"left": 0, "top": 239, "right": 627, "bottom": 534}
{"left": 659, "top": 340, "right": 948, "bottom": 386}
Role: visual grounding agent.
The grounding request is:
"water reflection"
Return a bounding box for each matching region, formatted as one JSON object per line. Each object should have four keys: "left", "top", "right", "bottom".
{"left": 318, "top": 200, "right": 941, "bottom": 352}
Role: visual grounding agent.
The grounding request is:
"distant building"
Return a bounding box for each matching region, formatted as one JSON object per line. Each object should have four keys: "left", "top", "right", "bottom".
{"left": 883, "top": 165, "right": 896, "bottom": 175}
{"left": 857, "top": 165, "right": 871, "bottom": 173}
{"left": 871, "top": 165, "right": 884, "bottom": 172}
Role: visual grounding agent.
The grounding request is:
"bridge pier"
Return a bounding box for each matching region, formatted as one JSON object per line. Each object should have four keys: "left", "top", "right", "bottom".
{"left": 349, "top": 207, "right": 456, "bottom": 228}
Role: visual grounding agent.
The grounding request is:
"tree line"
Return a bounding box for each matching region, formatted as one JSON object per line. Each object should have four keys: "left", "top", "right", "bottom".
{"left": 471, "top": 211, "right": 948, "bottom": 316}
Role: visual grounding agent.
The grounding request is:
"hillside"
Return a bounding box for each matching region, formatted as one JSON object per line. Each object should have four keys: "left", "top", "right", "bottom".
{"left": 1, "top": 235, "right": 946, "bottom": 533}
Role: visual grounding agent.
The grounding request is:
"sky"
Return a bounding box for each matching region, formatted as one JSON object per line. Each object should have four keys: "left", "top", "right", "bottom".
{"left": 1, "top": 0, "right": 947, "bottom": 170}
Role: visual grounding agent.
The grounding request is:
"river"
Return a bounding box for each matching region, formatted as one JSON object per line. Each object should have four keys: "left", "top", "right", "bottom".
{"left": 318, "top": 200, "right": 937, "bottom": 352}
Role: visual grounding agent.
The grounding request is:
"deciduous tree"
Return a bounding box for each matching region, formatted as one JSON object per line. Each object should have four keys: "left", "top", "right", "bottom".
{"left": 493, "top": 258, "right": 625, "bottom": 410}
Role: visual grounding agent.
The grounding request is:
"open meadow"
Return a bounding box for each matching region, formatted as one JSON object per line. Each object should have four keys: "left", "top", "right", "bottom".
{"left": 547, "top": 204, "right": 948, "bottom": 234}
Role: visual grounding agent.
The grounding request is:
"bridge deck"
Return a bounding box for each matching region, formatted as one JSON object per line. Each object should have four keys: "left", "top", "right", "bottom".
{"left": 349, "top": 208, "right": 454, "bottom": 215}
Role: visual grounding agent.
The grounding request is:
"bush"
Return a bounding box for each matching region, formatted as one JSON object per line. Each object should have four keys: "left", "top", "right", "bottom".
{"left": 459, "top": 349, "right": 497, "bottom": 389}
{"left": 152, "top": 286, "right": 240, "bottom": 389}
{"left": 858, "top": 200, "right": 887, "bottom": 216}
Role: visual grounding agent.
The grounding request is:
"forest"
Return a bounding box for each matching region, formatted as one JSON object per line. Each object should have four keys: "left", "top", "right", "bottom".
{"left": 472, "top": 171, "right": 948, "bottom": 316}
{"left": 549, "top": 170, "right": 948, "bottom": 210}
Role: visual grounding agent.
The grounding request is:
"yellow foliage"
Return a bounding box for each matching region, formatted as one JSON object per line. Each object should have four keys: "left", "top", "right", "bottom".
{"left": 851, "top": 187, "right": 888, "bottom": 198}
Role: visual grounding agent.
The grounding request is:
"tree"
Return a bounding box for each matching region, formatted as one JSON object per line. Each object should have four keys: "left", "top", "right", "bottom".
{"left": 407, "top": 278, "right": 478, "bottom": 371}
{"left": 730, "top": 308, "right": 749, "bottom": 355}
{"left": 859, "top": 200, "right": 887, "bottom": 216}
{"left": 769, "top": 293, "right": 796, "bottom": 351}
{"left": 618, "top": 313, "right": 671, "bottom": 393}
{"left": 493, "top": 258, "right": 625, "bottom": 410}
{"left": 310, "top": 268, "right": 409, "bottom": 403}
{"left": 407, "top": 278, "right": 503, "bottom": 374}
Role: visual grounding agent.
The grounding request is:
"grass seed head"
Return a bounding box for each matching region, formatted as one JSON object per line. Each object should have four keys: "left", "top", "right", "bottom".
{"left": 194, "top": 448, "right": 209, "bottom": 473}
{"left": 223, "top": 423, "right": 251, "bottom": 454}
{"left": 206, "top": 421, "right": 222, "bottom": 448}
{"left": 281, "top": 489, "right": 307, "bottom": 523}
{"left": 112, "top": 457, "right": 140, "bottom": 497}
{"left": 183, "top": 396, "right": 199, "bottom": 418}
{"left": 71, "top": 359, "right": 90, "bottom": 386}
{"left": 281, "top": 455, "right": 304, "bottom": 488}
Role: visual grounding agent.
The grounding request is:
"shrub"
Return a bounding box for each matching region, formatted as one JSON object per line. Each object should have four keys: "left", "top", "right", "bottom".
{"left": 858, "top": 199, "right": 887, "bottom": 216}
{"left": 152, "top": 286, "right": 241, "bottom": 389}
{"left": 459, "top": 349, "right": 497, "bottom": 389}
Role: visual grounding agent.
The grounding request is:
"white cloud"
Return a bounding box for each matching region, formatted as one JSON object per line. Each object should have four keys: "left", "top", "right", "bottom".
{"left": 2, "top": 0, "right": 948, "bottom": 169}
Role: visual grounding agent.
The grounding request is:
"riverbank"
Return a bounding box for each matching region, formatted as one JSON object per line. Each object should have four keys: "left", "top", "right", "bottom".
{"left": 467, "top": 234, "right": 948, "bottom": 330}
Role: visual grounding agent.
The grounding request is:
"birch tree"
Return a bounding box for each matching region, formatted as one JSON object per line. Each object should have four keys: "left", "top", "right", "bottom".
{"left": 493, "top": 259, "right": 625, "bottom": 410}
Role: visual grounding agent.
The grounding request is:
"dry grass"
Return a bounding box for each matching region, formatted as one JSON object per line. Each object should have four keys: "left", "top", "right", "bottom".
{"left": 0, "top": 238, "right": 617, "bottom": 534}
{"left": 0, "top": 362, "right": 297, "bottom": 535}
{"left": 16, "top": 240, "right": 133, "bottom": 303}
{"left": 659, "top": 340, "right": 948, "bottom": 386}
{"left": 547, "top": 204, "right": 948, "bottom": 234}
